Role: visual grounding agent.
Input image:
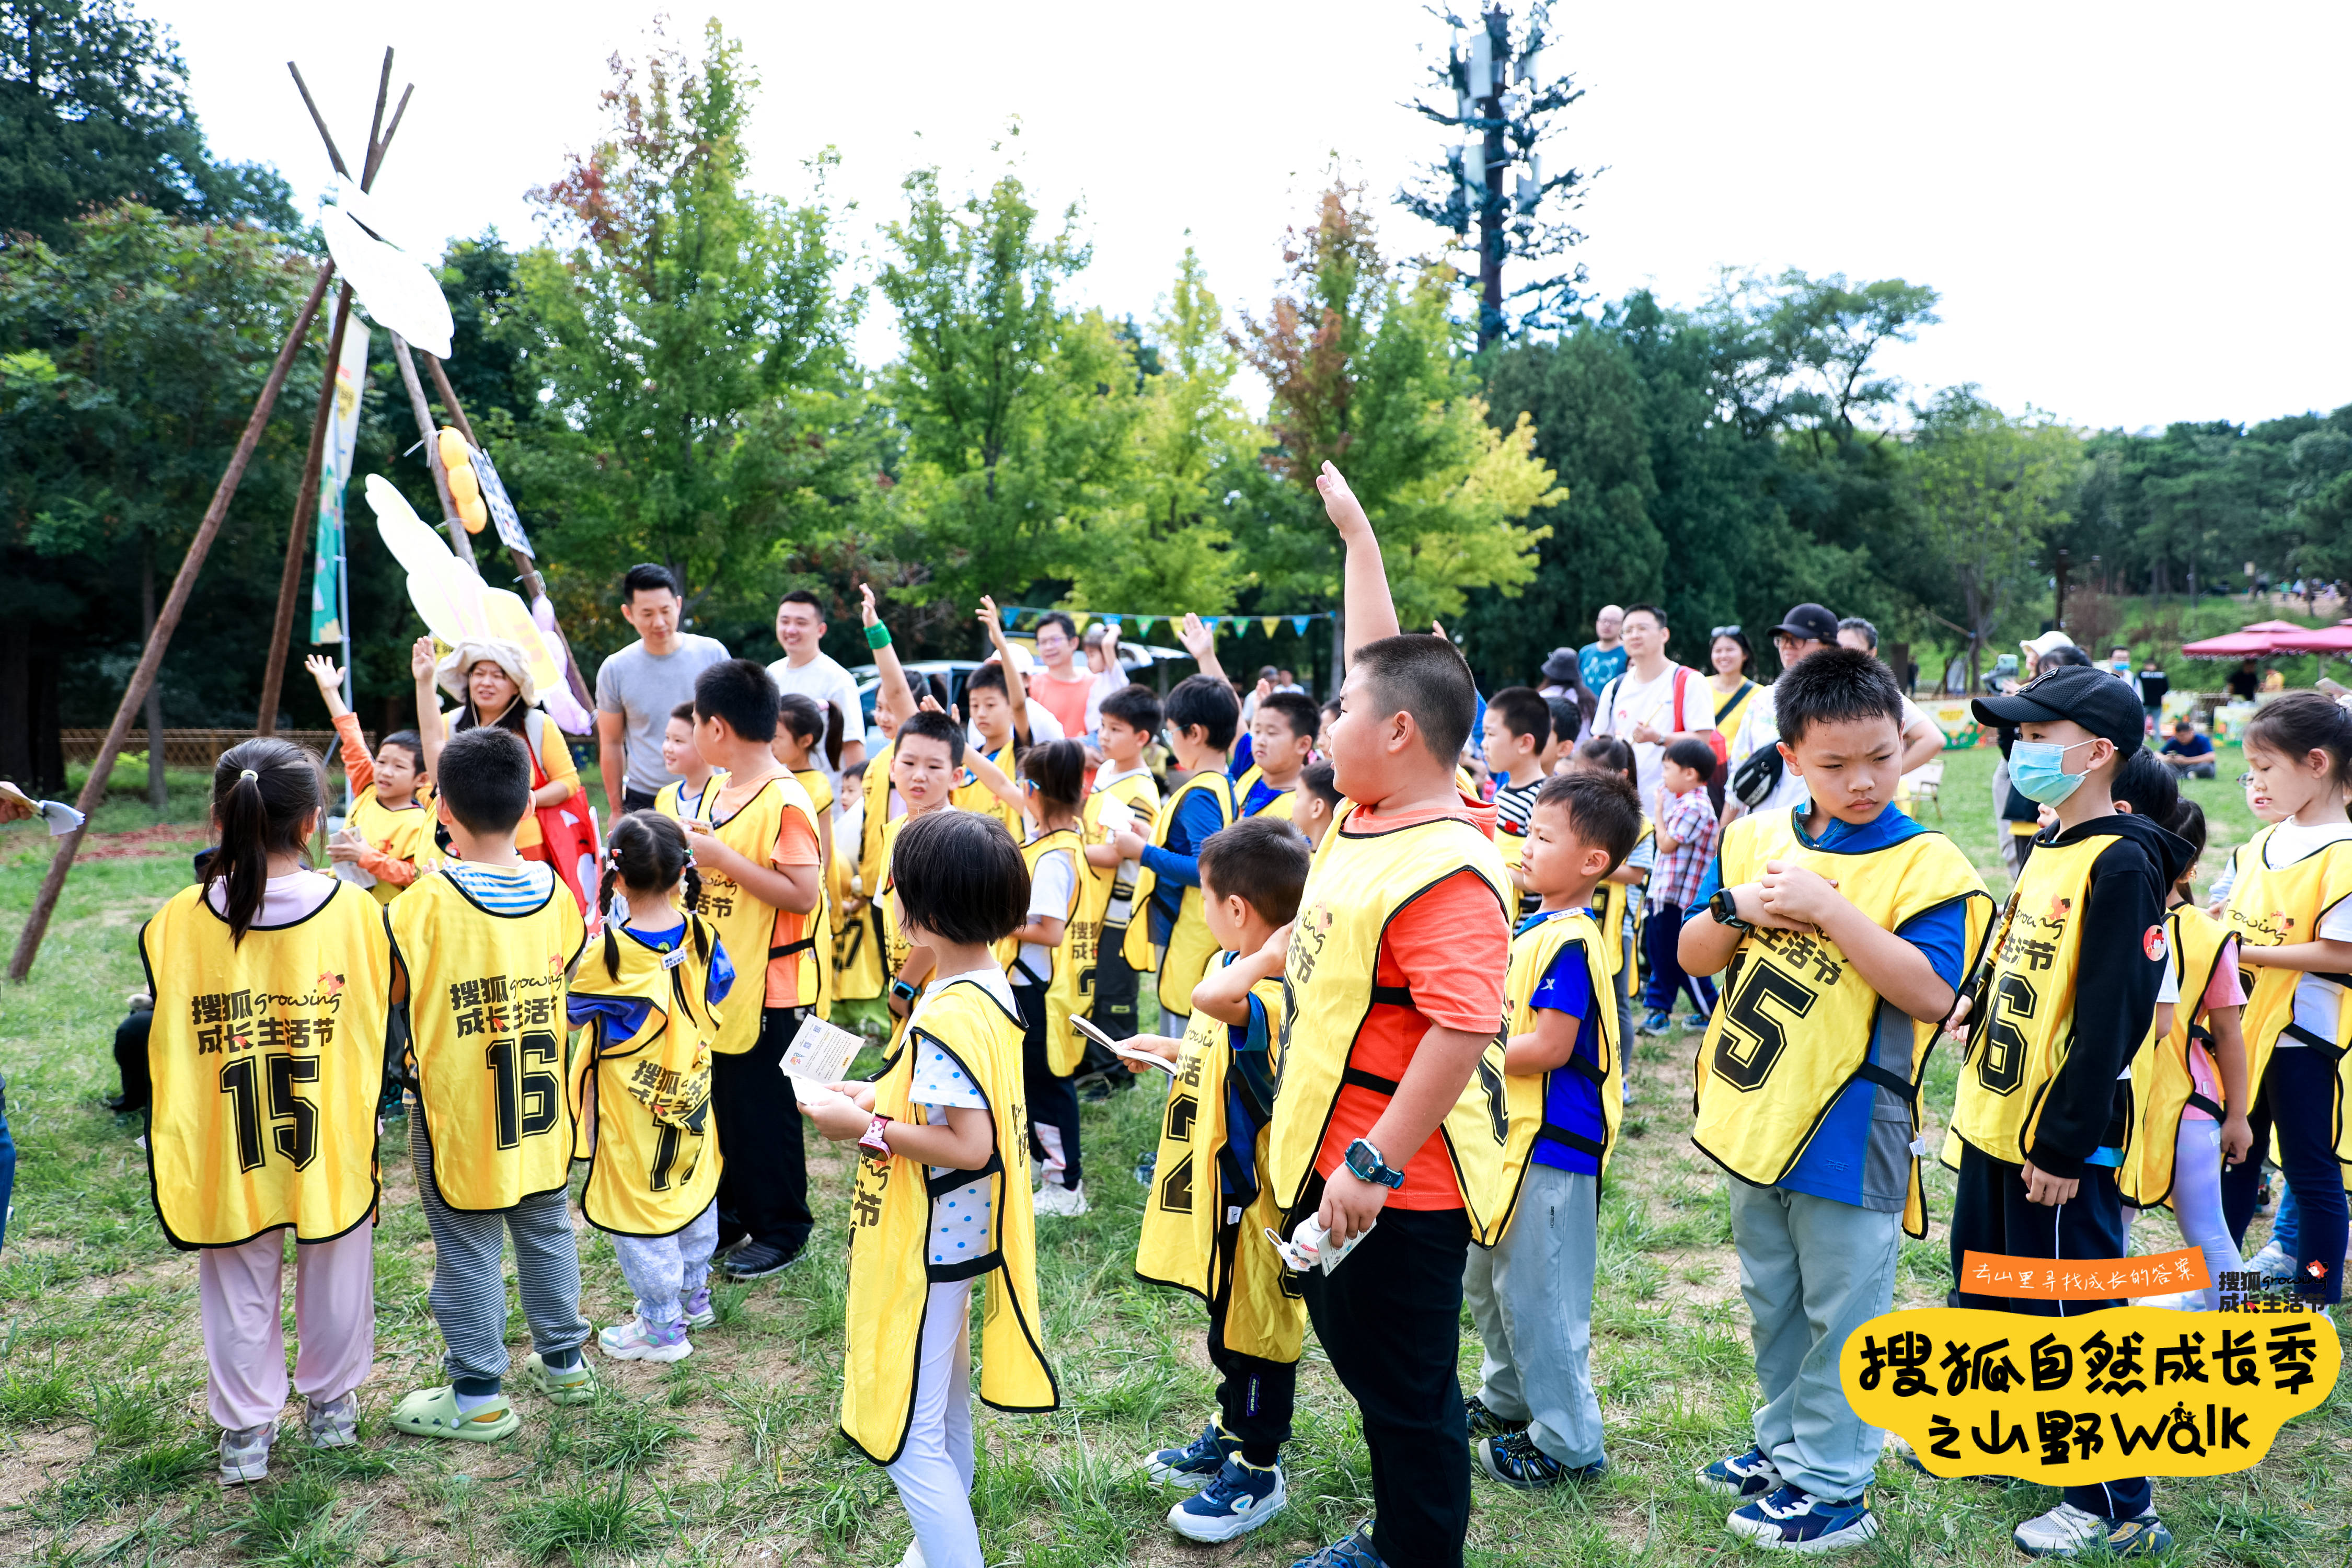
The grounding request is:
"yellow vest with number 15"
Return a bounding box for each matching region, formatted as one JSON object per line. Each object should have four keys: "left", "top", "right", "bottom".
{"left": 840, "top": 976, "right": 1057, "bottom": 1465}
{"left": 567, "top": 917, "right": 724, "bottom": 1238}
{"left": 1123, "top": 770, "right": 1238, "bottom": 1016}
{"left": 1692, "top": 809, "right": 1991, "bottom": 1238}
{"left": 139, "top": 883, "right": 391, "bottom": 1249}
{"left": 1134, "top": 959, "right": 1304, "bottom": 1363}
{"left": 391, "top": 872, "right": 585, "bottom": 1212}
{"left": 1268, "top": 804, "right": 1529, "bottom": 1246}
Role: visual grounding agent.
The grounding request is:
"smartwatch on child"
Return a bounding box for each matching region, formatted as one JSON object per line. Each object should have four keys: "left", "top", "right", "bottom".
{"left": 858, "top": 1115, "right": 893, "bottom": 1160}
{"left": 1343, "top": 1137, "right": 1405, "bottom": 1190}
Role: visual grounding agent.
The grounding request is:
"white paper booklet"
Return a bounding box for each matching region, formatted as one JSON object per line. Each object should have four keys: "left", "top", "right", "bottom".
{"left": 781, "top": 1013, "right": 867, "bottom": 1093}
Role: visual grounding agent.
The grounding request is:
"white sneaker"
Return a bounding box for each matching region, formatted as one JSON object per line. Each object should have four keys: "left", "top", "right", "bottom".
{"left": 1032, "top": 1180, "right": 1090, "bottom": 1218}
{"left": 2131, "top": 1289, "right": 2204, "bottom": 1311}
{"left": 2012, "top": 1501, "right": 2172, "bottom": 1558}
{"left": 598, "top": 1316, "right": 693, "bottom": 1363}
{"left": 217, "top": 1422, "right": 272, "bottom": 1486}
{"left": 2248, "top": 1241, "right": 2293, "bottom": 1281}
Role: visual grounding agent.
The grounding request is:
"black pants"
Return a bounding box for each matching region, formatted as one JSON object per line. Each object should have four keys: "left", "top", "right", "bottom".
{"left": 2219, "top": 1047, "right": 2347, "bottom": 1305}
{"left": 112, "top": 1009, "right": 153, "bottom": 1112}
{"left": 1017, "top": 982, "right": 1082, "bottom": 1188}
{"left": 1090, "top": 928, "right": 1141, "bottom": 1040}
{"left": 1949, "top": 1141, "right": 2149, "bottom": 1520}
{"left": 622, "top": 786, "right": 660, "bottom": 814}
{"left": 712, "top": 1006, "right": 814, "bottom": 1253}
{"left": 1298, "top": 1199, "right": 1473, "bottom": 1568}
{"left": 1209, "top": 1255, "right": 1296, "bottom": 1460}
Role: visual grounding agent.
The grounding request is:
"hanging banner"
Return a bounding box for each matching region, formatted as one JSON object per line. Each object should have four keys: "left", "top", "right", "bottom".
{"left": 310, "top": 320, "right": 371, "bottom": 643}
{"left": 471, "top": 445, "right": 533, "bottom": 559}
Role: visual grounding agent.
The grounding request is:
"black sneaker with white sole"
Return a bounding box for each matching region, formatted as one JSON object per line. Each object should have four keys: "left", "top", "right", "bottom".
{"left": 722, "top": 1240, "right": 805, "bottom": 1281}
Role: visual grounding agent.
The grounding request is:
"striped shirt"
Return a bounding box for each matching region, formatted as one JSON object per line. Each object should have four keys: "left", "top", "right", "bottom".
{"left": 439, "top": 859, "right": 555, "bottom": 914}
{"left": 1493, "top": 775, "right": 1544, "bottom": 834}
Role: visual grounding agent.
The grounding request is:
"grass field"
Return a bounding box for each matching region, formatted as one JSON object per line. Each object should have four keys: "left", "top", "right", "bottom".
{"left": 1, "top": 744, "right": 2346, "bottom": 1566}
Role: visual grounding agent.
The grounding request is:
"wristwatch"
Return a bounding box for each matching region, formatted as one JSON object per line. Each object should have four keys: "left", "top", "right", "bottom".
{"left": 889, "top": 977, "right": 920, "bottom": 1007}
{"left": 857, "top": 1115, "right": 893, "bottom": 1160}
{"left": 1343, "top": 1137, "right": 1405, "bottom": 1190}
{"left": 1709, "top": 885, "right": 1754, "bottom": 933}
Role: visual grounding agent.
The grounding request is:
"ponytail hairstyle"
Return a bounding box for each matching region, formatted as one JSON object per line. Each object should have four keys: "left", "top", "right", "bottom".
{"left": 1020, "top": 737, "right": 1086, "bottom": 816}
{"left": 777, "top": 692, "right": 828, "bottom": 759}
{"left": 2242, "top": 690, "right": 2352, "bottom": 792}
{"left": 596, "top": 810, "right": 707, "bottom": 978}
{"left": 2169, "top": 799, "right": 2208, "bottom": 903}
{"left": 207, "top": 737, "right": 326, "bottom": 944}
{"left": 1574, "top": 735, "right": 1637, "bottom": 785}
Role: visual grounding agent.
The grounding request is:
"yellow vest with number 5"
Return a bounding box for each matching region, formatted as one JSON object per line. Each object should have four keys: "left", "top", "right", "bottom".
{"left": 392, "top": 872, "right": 586, "bottom": 1212}
{"left": 1693, "top": 809, "right": 1990, "bottom": 1237}
{"left": 840, "top": 977, "right": 1057, "bottom": 1463}
{"left": 140, "top": 883, "right": 391, "bottom": 1249}
{"left": 1267, "top": 804, "right": 1528, "bottom": 1246}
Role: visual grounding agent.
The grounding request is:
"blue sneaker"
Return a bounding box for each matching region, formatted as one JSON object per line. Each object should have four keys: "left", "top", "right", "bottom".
{"left": 1288, "top": 1520, "right": 1385, "bottom": 1568}
{"left": 1681, "top": 1013, "right": 1710, "bottom": 1032}
{"left": 1475, "top": 1429, "right": 1607, "bottom": 1489}
{"left": 1726, "top": 1485, "right": 1880, "bottom": 1553}
{"left": 1639, "top": 1010, "right": 1674, "bottom": 1035}
{"left": 1699, "top": 1445, "right": 1783, "bottom": 1497}
{"left": 1462, "top": 1393, "right": 1525, "bottom": 1440}
{"left": 1168, "top": 1457, "right": 1286, "bottom": 1542}
{"left": 1143, "top": 1422, "right": 1238, "bottom": 1490}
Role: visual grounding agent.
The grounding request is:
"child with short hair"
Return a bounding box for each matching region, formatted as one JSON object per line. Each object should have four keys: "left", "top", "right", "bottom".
{"left": 654, "top": 701, "right": 723, "bottom": 823}
{"left": 1642, "top": 735, "right": 1722, "bottom": 1032}
{"left": 1131, "top": 816, "right": 1311, "bottom": 1541}
{"left": 684, "top": 659, "right": 827, "bottom": 1281}
{"left": 1682, "top": 648, "right": 1991, "bottom": 1552}
{"left": 1239, "top": 690, "right": 1319, "bottom": 820}
{"left": 142, "top": 739, "right": 392, "bottom": 1484}
{"left": 1483, "top": 686, "right": 1554, "bottom": 918}
{"left": 306, "top": 655, "right": 434, "bottom": 900}
{"left": 1571, "top": 736, "right": 1653, "bottom": 1069}
{"left": 1079, "top": 684, "right": 1163, "bottom": 1041}
{"left": 1948, "top": 664, "right": 2180, "bottom": 1558}
{"left": 570, "top": 812, "right": 734, "bottom": 1363}
{"left": 1113, "top": 674, "right": 1240, "bottom": 1033}
{"left": 389, "top": 726, "right": 596, "bottom": 1442}
{"left": 1295, "top": 763, "right": 1342, "bottom": 851}
{"left": 804, "top": 809, "right": 1057, "bottom": 1568}
{"left": 881, "top": 709, "right": 973, "bottom": 1025}
{"left": 776, "top": 690, "right": 837, "bottom": 1006}
{"left": 1464, "top": 769, "right": 1642, "bottom": 1491}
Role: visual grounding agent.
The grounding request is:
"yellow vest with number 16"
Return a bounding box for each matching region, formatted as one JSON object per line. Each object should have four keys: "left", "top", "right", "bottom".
{"left": 1692, "top": 809, "right": 1991, "bottom": 1238}
{"left": 391, "top": 872, "right": 585, "bottom": 1212}
{"left": 840, "top": 976, "right": 1057, "bottom": 1465}
{"left": 1134, "top": 959, "right": 1304, "bottom": 1363}
{"left": 1267, "top": 804, "right": 1529, "bottom": 1246}
{"left": 140, "top": 883, "right": 391, "bottom": 1249}
{"left": 567, "top": 917, "right": 724, "bottom": 1238}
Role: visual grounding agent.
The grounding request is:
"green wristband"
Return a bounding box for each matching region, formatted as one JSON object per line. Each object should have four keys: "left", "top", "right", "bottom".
{"left": 865, "top": 623, "right": 892, "bottom": 650}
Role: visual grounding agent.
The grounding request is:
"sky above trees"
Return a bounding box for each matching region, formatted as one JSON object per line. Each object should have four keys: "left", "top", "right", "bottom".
{"left": 151, "top": 0, "right": 2352, "bottom": 436}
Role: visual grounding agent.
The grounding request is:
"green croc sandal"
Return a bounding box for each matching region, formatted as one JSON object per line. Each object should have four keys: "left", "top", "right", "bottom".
{"left": 390, "top": 1386, "right": 520, "bottom": 1442}
{"left": 521, "top": 1352, "right": 598, "bottom": 1406}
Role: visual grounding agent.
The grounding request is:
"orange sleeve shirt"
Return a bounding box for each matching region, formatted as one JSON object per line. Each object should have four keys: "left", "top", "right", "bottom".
{"left": 763, "top": 801, "right": 824, "bottom": 1007}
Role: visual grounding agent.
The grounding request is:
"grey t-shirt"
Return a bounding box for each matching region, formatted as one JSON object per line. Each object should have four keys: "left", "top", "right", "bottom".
{"left": 595, "top": 635, "right": 731, "bottom": 795}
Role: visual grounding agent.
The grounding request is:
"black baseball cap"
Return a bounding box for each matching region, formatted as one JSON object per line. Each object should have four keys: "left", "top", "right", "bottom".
{"left": 1972, "top": 666, "right": 2145, "bottom": 751}
{"left": 1540, "top": 647, "right": 1579, "bottom": 683}
{"left": 1772, "top": 603, "right": 1840, "bottom": 644}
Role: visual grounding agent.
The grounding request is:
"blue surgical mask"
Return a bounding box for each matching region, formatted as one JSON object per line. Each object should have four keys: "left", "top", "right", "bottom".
{"left": 2010, "top": 739, "right": 2094, "bottom": 804}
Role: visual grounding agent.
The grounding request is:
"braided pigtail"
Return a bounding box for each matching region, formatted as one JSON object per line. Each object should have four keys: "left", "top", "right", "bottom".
{"left": 597, "top": 844, "right": 624, "bottom": 981}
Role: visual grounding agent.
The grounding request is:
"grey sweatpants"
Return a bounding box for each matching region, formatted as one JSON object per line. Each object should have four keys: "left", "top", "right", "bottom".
{"left": 1727, "top": 1181, "right": 1900, "bottom": 1499}
{"left": 1463, "top": 1164, "right": 1605, "bottom": 1468}
{"left": 407, "top": 1099, "right": 590, "bottom": 1390}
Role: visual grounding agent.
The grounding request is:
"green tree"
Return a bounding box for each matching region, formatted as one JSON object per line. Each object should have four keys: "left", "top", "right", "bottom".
{"left": 876, "top": 166, "right": 1143, "bottom": 626}
{"left": 1906, "top": 387, "right": 2080, "bottom": 688}
{"left": 513, "top": 19, "right": 873, "bottom": 652}
{"left": 1, "top": 0, "right": 293, "bottom": 248}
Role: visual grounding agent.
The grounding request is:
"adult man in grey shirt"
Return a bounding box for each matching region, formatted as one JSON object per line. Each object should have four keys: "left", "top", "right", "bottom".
{"left": 594, "top": 564, "right": 731, "bottom": 817}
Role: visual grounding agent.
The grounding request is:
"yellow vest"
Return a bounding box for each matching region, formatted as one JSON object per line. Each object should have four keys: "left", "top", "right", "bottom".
{"left": 1123, "top": 769, "right": 1238, "bottom": 1017}
{"left": 1589, "top": 818, "right": 1654, "bottom": 983}
{"left": 997, "top": 826, "right": 1092, "bottom": 1074}
{"left": 1267, "top": 804, "right": 1528, "bottom": 1246}
{"left": 952, "top": 741, "right": 1020, "bottom": 836}
{"left": 1952, "top": 832, "right": 2132, "bottom": 1163}
{"left": 840, "top": 976, "right": 1057, "bottom": 1463}
{"left": 1504, "top": 907, "right": 1624, "bottom": 1173}
{"left": 832, "top": 750, "right": 891, "bottom": 1004}
{"left": 391, "top": 871, "right": 586, "bottom": 1212}
{"left": 1083, "top": 768, "right": 1161, "bottom": 934}
{"left": 793, "top": 768, "right": 837, "bottom": 1019}
{"left": 2223, "top": 824, "right": 2352, "bottom": 1094}
{"left": 349, "top": 786, "right": 438, "bottom": 904}
{"left": 653, "top": 771, "right": 724, "bottom": 824}
{"left": 2120, "top": 904, "right": 2233, "bottom": 1209}
{"left": 698, "top": 773, "right": 828, "bottom": 1047}
{"left": 568, "top": 916, "right": 725, "bottom": 1237}
{"left": 139, "top": 882, "right": 391, "bottom": 1248}
{"left": 1692, "top": 810, "right": 1991, "bottom": 1237}
{"left": 1135, "top": 957, "right": 1304, "bottom": 1361}
{"left": 1236, "top": 765, "right": 1299, "bottom": 822}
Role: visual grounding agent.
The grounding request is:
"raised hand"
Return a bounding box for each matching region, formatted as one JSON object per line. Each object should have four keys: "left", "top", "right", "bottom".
{"left": 1178, "top": 613, "right": 1214, "bottom": 660}
{"left": 1316, "top": 460, "right": 1371, "bottom": 540}
{"left": 977, "top": 595, "right": 1004, "bottom": 639}
{"left": 304, "top": 654, "right": 343, "bottom": 694}
{"left": 410, "top": 636, "right": 438, "bottom": 682}
{"left": 859, "top": 582, "right": 880, "bottom": 627}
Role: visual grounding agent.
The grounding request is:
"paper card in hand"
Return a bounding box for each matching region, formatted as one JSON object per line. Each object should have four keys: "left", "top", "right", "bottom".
{"left": 1073, "top": 1013, "right": 1178, "bottom": 1078}
{"left": 782, "top": 1013, "right": 867, "bottom": 1093}
{"left": 1093, "top": 792, "right": 1135, "bottom": 837}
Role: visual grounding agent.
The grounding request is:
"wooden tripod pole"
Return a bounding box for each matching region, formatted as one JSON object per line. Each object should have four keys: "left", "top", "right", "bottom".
{"left": 8, "top": 262, "right": 337, "bottom": 983}
{"left": 253, "top": 284, "right": 353, "bottom": 734}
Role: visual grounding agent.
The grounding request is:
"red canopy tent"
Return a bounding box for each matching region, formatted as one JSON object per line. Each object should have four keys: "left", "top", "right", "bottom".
{"left": 2181, "top": 629, "right": 2292, "bottom": 658}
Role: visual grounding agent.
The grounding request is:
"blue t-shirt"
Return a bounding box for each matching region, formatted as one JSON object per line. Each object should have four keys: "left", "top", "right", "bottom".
{"left": 565, "top": 919, "right": 737, "bottom": 1040}
{"left": 1221, "top": 987, "right": 1276, "bottom": 1196}
{"left": 1516, "top": 909, "right": 1602, "bottom": 1177}
{"left": 1141, "top": 780, "right": 1232, "bottom": 939}
{"left": 1690, "top": 804, "right": 1967, "bottom": 1212}
{"left": 1578, "top": 641, "right": 1628, "bottom": 696}
{"left": 2160, "top": 733, "right": 2213, "bottom": 759}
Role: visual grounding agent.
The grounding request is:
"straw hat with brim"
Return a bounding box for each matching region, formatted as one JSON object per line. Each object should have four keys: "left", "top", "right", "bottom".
{"left": 437, "top": 638, "right": 539, "bottom": 708}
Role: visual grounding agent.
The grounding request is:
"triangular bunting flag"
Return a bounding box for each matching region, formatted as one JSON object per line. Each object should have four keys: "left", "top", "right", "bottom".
{"left": 1135, "top": 616, "right": 1157, "bottom": 637}
{"left": 1262, "top": 617, "right": 1281, "bottom": 638}
{"left": 1103, "top": 614, "right": 1121, "bottom": 628}
{"left": 1071, "top": 613, "right": 1091, "bottom": 633}
{"left": 1292, "top": 615, "right": 1312, "bottom": 636}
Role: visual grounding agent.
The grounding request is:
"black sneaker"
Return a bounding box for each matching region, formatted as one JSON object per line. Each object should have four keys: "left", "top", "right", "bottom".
{"left": 722, "top": 1240, "right": 804, "bottom": 1281}
{"left": 1462, "top": 1393, "right": 1526, "bottom": 1441}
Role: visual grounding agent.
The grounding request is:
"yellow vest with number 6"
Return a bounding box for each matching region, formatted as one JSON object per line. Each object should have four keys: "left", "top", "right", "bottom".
{"left": 1135, "top": 960, "right": 1304, "bottom": 1362}
{"left": 699, "top": 773, "right": 828, "bottom": 1045}
{"left": 2119, "top": 903, "right": 2234, "bottom": 1209}
{"left": 392, "top": 872, "right": 586, "bottom": 1212}
{"left": 567, "top": 917, "right": 724, "bottom": 1238}
{"left": 1951, "top": 832, "right": 2133, "bottom": 1163}
{"left": 840, "top": 977, "right": 1057, "bottom": 1463}
{"left": 1693, "top": 809, "right": 1991, "bottom": 1237}
{"left": 140, "top": 883, "right": 391, "bottom": 1249}
{"left": 1123, "top": 770, "right": 1238, "bottom": 1015}
{"left": 1267, "top": 803, "right": 1529, "bottom": 1246}
{"left": 2223, "top": 825, "right": 2352, "bottom": 1110}
{"left": 997, "top": 827, "right": 1092, "bottom": 1074}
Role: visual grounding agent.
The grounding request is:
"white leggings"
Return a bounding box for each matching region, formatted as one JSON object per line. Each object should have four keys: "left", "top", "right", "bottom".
{"left": 2134, "top": 1121, "right": 2243, "bottom": 1309}
{"left": 886, "top": 1280, "right": 979, "bottom": 1568}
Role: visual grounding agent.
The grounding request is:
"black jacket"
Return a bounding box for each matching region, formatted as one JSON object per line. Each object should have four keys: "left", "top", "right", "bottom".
{"left": 2024, "top": 810, "right": 2194, "bottom": 1178}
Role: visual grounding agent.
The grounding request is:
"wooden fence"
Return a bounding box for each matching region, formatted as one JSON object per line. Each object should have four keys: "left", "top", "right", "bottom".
{"left": 61, "top": 728, "right": 366, "bottom": 771}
